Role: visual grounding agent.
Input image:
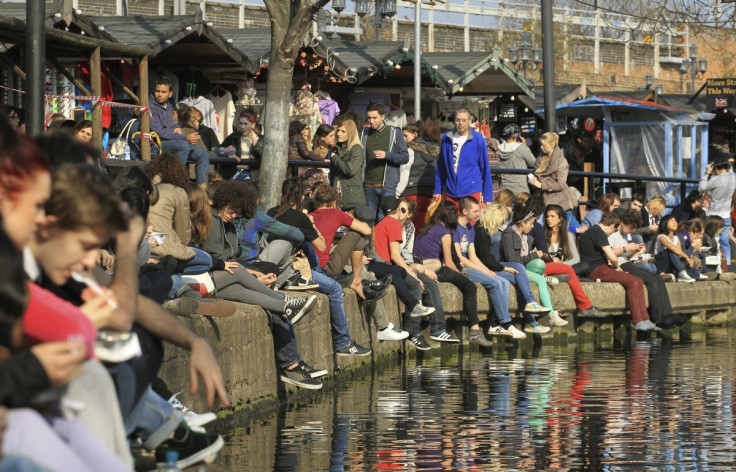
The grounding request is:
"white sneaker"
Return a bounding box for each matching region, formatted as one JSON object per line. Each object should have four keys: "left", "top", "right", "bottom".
{"left": 544, "top": 275, "right": 559, "bottom": 285}
{"left": 549, "top": 310, "right": 569, "bottom": 327}
{"left": 677, "top": 270, "right": 695, "bottom": 283}
{"left": 487, "top": 325, "right": 513, "bottom": 337}
{"left": 168, "top": 393, "right": 217, "bottom": 428}
{"left": 377, "top": 322, "right": 410, "bottom": 341}
{"left": 698, "top": 273, "right": 709, "bottom": 280}
{"left": 507, "top": 325, "right": 527, "bottom": 339}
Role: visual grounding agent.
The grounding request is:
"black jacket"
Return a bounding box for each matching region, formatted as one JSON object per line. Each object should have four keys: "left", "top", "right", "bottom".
{"left": 474, "top": 224, "right": 505, "bottom": 272}
{"left": 0, "top": 350, "right": 50, "bottom": 408}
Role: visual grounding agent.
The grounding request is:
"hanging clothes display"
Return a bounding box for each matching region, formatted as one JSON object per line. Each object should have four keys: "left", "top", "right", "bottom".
{"left": 179, "top": 96, "right": 219, "bottom": 136}
{"left": 210, "top": 91, "right": 235, "bottom": 143}
{"left": 79, "top": 62, "right": 113, "bottom": 128}
{"left": 290, "top": 85, "right": 321, "bottom": 138}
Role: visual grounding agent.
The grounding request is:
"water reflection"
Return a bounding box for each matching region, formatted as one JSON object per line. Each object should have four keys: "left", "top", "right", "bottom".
{"left": 218, "top": 330, "right": 736, "bottom": 471}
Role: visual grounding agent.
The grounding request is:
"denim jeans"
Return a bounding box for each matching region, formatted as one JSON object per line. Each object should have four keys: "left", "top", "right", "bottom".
{"left": 180, "top": 248, "right": 212, "bottom": 275}
{"left": 498, "top": 262, "right": 536, "bottom": 306}
{"left": 417, "top": 272, "right": 448, "bottom": 335}
{"left": 270, "top": 310, "right": 300, "bottom": 370}
{"left": 312, "top": 269, "right": 352, "bottom": 350}
{"left": 720, "top": 217, "right": 732, "bottom": 262}
{"left": 363, "top": 186, "right": 396, "bottom": 222}
{"left": 465, "top": 268, "right": 512, "bottom": 324}
{"left": 127, "top": 387, "right": 181, "bottom": 450}
{"left": 655, "top": 249, "right": 686, "bottom": 274}
{"left": 160, "top": 140, "right": 210, "bottom": 184}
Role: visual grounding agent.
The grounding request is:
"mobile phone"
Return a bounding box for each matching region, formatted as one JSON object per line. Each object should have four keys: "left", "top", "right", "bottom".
{"left": 150, "top": 232, "right": 165, "bottom": 245}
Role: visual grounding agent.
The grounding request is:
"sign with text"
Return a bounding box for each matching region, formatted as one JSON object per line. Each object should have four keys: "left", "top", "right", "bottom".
{"left": 705, "top": 78, "right": 735, "bottom": 110}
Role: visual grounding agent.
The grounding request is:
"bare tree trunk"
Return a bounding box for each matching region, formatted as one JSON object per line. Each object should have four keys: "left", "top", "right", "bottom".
{"left": 260, "top": 0, "right": 329, "bottom": 210}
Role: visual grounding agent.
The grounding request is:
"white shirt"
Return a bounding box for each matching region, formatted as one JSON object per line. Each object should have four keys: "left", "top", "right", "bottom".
{"left": 452, "top": 132, "right": 468, "bottom": 174}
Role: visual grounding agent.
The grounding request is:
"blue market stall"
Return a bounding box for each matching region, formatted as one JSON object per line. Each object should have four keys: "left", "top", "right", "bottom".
{"left": 538, "top": 95, "right": 713, "bottom": 203}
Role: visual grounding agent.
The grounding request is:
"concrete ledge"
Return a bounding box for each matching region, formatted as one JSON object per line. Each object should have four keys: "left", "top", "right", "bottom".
{"left": 159, "top": 279, "right": 736, "bottom": 413}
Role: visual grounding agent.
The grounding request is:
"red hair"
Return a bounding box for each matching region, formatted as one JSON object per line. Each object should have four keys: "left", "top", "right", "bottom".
{"left": 0, "top": 128, "right": 50, "bottom": 200}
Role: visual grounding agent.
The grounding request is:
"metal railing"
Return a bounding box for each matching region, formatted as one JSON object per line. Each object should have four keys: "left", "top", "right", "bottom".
{"left": 205, "top": 157, "right": 698, "bottom": 203}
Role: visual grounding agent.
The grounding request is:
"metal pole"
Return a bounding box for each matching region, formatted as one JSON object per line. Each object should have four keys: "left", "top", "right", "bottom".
{"left": 541, "top": 0, "right": 556, "bottom": 132}
{"left": 414, "top": 0, "right": 421, "bottom": 120}
{"left": 26, "top": 0, "right": 45, "bottom": 136}
{"left": 375, "top": 0, "right": 381, "bottom": 40}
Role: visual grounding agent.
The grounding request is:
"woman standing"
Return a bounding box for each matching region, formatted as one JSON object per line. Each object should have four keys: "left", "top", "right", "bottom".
{"left": 288, "top": 120, "right": 327, "bottom": 189}
{"left": 529, "top": 132, "right": 573, "bottom": 215}
{"left": 330, "top": 119, "right": 366, "bottom": 211}
{"left": 312, "top": 124, "right": 336, "bottom": 158}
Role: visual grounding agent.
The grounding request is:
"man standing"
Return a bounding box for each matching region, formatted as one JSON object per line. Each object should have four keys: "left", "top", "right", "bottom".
{"left": 698, "top": 156, "right": 736, "bottom": 263}
{"left": 361, "top": 102, "right": 410, "bottom": 220}
{"left": 433, "top": 108, "right": 493, "bottom": 207}
{"left": 149, "top": 78, "right": 210, "bottom": 184}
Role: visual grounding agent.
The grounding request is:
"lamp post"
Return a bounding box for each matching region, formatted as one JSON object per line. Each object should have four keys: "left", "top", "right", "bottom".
{"left": 353, "top": 0, "right": 395, "bottom": 40}
{"left": 509, "top": 31, "right": 542, "bottom": 80}
{"left": 679, "top": 43, "right": 707, "bottom": 93}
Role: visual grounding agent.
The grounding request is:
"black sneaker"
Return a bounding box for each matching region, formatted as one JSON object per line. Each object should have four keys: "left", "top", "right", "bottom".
{"left": 281, "top": 270, "right": 320, "bottom": 291}
{"left": 336, "top": 340, "right": 372, "bottom": 357}
{"left": 283, "top": 294, "right": 317, "bottom": 324}
{"left": 407, "top": 334, "right": 431, "bottom": 351}
{"left": 300, "top": 360, "right": 328, "bottom": 378}
{"left": 155, "top": 422, "right": 224, "bottom": 469}
{"left": 280, "top": 363, "right": 323, "bottom": 389}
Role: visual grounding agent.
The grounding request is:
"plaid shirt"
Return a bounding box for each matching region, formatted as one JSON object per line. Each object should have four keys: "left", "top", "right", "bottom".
{"left": 486, "top": 136, "right": 502, "bottom": 201}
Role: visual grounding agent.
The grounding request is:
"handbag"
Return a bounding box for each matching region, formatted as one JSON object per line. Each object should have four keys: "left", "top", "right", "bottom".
{"left": 109, "top": 118, "right": 136, "bottom": 159}
{"left": 181, "top": 272, "right": 216, "bottom": 298}
{"left": 421, "top": 258, "right": 441, "bottom": 273}
{"left": 292, "top": 250, "right": 313, "bottom": 282}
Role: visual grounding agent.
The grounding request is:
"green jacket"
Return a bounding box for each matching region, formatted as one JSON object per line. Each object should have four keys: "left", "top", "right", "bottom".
{"left": 331, "top": 142, "right": 366, "bottom": 210}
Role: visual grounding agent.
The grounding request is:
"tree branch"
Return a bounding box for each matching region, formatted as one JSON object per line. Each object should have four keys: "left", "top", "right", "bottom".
{"left": 281, "top": 0, "right": 331, "bottom": 58}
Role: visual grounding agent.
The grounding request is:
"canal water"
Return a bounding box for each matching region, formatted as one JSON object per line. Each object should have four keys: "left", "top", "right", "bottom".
{"left": 216, "top": 329, "right": 736, "bottom": 471}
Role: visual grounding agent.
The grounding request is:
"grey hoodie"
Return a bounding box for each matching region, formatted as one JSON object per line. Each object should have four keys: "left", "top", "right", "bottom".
{"left": 498, "top": 141, "right": 536, "bottom": 196}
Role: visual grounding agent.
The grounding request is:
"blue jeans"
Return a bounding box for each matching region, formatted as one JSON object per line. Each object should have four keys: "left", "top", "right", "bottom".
{"left": 465, "top": 268, "right": 511, "bottom": 324}
{"left": 125, "top": 387, "right": 180, "bottom": 449}
{"left": 312, "top": 269, "right": 352, "bottom": 350}
{"left": 364, "top": 186, "right": 396, "bottom": 222}
{"left": 180, "top": 248, "right": 212, "bottom": 275}
{"left": 720, "top": 217, "right": 732, "bottom": 262}
{"left": 270, "top": 309, "right": 300, "bottom": 370}
{"left": 498, "top": 262, "right": 538, "bottom": 324}
{"left": 160, "top": 140, "right": 210, "bottom": 184}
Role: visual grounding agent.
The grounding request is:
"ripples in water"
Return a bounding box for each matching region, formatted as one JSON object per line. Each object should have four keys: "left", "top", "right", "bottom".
{"left": 217, "top": 330, "right": 736, "bottom": 471}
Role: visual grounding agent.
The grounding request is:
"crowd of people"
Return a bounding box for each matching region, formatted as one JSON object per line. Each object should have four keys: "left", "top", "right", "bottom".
{"left": 3, "top": 85, "right": 736, "bottom": 470}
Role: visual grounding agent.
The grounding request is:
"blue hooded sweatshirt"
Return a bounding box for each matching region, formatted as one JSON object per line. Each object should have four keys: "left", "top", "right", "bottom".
{"left": 434, "top": 129, "right": 493, "bottom": 201}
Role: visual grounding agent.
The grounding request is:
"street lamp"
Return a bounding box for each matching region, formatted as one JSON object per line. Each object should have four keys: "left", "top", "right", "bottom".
{"left": 679, "top": 43, "right": 707, "bottom": 93}
{"left": 356, "top": 0, "right": 369, "bottom": 17}
{"left": 509, "top": 31, "right": 542, "bottom": 80}
{"left": 332, "top": 0, "right": 346, "bottom": 13}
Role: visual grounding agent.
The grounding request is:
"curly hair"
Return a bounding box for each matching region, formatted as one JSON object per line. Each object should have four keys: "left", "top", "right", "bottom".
{"left": 211, "top": 181, "right": 248, "bottom": 215}
{"left": 238, "top": 181, "right": 259, "bottom": 219}
{"left": 312, "top": 183, "right": 339, "bottom": 208}
{"left": 145, "top": 152, "right": 191, "bottom": 190}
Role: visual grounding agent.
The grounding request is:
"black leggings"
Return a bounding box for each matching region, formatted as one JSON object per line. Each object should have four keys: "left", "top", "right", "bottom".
{"left": 437, "top": 267, "right": 479, "bottom": 326}
{"left": 366, "top": 261, "right": 419, "bottom": 308}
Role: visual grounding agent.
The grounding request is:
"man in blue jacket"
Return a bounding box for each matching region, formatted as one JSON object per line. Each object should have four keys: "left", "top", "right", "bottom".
{"left": 361, "top": 102, "right": 409, "bottom": 220}
{"left": 149, "top": 78, "right": 210, "bottom": 184}
{"left": 433, "top": 108, "right": 493, "bottom": 207}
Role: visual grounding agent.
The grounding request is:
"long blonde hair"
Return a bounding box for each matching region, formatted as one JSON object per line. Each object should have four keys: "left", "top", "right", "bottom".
{"left": 478, "top": 203, "right": 510, "bottom": 235}
{"left": 187, "top": 183, "right": 212, "bottom": 245}
{"left": 337, "top": 119, "right": 361, "bottom": 149}
{"left": 536, "top": 131, "right": 560, "bottom": 175}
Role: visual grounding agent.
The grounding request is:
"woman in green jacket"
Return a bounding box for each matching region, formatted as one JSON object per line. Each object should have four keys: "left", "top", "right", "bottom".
{"left": 331, "top": 119, "right": 366, "bottom": 211}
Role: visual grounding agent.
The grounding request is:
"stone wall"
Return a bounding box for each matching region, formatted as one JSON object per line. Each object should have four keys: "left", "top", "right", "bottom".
{"left": 159, "top": 279, "right": 736, "bottom": 417}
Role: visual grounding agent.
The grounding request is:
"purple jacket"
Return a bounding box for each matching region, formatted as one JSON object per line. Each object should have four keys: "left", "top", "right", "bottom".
{"left": 149, "top": 95, "right": 184, "bottom": 141}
